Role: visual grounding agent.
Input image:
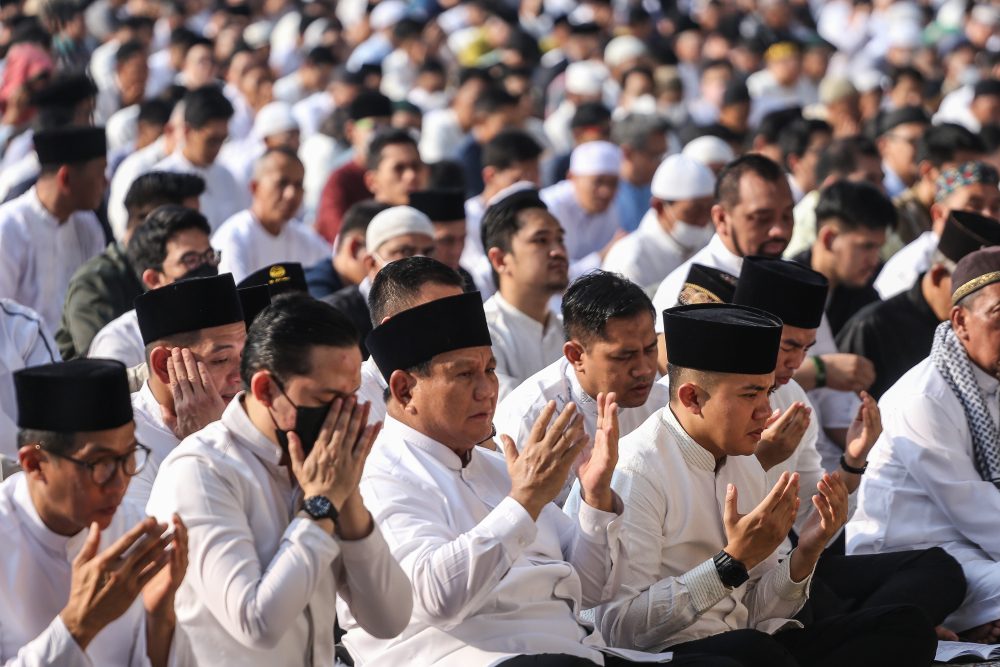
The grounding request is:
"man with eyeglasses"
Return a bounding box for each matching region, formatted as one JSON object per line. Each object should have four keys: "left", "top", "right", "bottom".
{"left": 213, "top": 147, "right": 330, "bottom": 283}
{"left": 875, "top": 106, "right": 930, "bottom": 200}
{"left": 0, "top": 358, "right": 193, "bottom": 666}
{"left": 126, "top": 273, "right": 246, "bottom": 506}
{"left": 323, "top": 205, "right": 436, "bottom": 358}
{"left": 145, "top": 293, "right": 411, "bottom": 665}
{"left": 89, "top": 205, "right": 222, "bottom": 368}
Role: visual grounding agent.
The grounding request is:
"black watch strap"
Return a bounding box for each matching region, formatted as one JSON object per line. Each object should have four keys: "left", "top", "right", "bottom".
{"left": 303, "top": 496, "right": 339, "bottom": 523}
{"left": 713, "top": 550, "right": 750, "bottom": 588}
{"left": 840, "top": 454, "right": 867, "bottom": 475}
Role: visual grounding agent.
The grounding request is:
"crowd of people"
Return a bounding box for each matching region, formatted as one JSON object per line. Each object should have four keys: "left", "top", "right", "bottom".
{"left": 0, "top": 0, "right": 1000, "bottom": 665}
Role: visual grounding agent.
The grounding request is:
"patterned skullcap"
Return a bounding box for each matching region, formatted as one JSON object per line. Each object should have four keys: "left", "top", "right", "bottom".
{"left": 936, "top": 161, "right": 1000, "bottom": 203}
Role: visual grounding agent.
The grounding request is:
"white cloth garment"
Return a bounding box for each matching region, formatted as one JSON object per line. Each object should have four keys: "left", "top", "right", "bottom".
{"left": 873, "top": 230, "right": 938, "bottom": 299}
{"left": 0, "top": 153, "right": 39, "bottom": 203}
{"left": 213, "top": 210, "right": 330, "bottom": 283}
{"left": 493, "top": 356, "right": 670, "bottom": 506}
{"left": 357, "top": 356, "right": 388, "bottom": 426}
{"left": 541, "top": 180, "right": 622, "bottom": 281}
{"left": 602, "top": 209, "right": 707, "bottom": 290}
{"left": 0, "top": 473, "right": 193, "bottom": 666}
{"left": 153, "top": 152, "right": 249, "bottom": 231}
{"left": 273, "top": 72, "right": 306, "bottom": 105}
{"left": 483, "top": 293, "right": 565, "bottom": 399}
{"left": 88, "top": 308, "right": 144, "bottom": 368}
{"left": 459, "top": 195, "right": 496, "bottom": 297}
{"left": 419, "top": 108, "right": 466, "bottom": 163}
{"left": 300, "top": 135, "right": 351, "bottom": 224}
{"left": 651, "top": 234, "right": 740, "bottom": 334}
{"left": 846, "top": 356, "right": 1000, "bottom": 630}
{"left": 0, "top": 300, "right": 59, "bottom": 458}
{"left": 0, "top": 188, "right": 105, "bottom": 331}
{"left": 291, "top": 91, "right": 335, "bottom": 140}
{"left": 146, "top": 395, "right": 412, "bottom": 666}
{"left": 344, "top": 416, "right": 647, "bottom": 666}
{"left": 582, "top": 405, "right": 811, "bottom": 652}
{"left": 127, "top": 381, "right": 180, "bottom": 508}
{"left": 108, "top": 137, "right": 169, "bottom": 241}
{"left": 216, "top": 137, "right": 266, "bottom": 195}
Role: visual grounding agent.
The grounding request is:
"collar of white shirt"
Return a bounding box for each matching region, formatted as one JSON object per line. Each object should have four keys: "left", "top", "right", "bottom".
{"left": 13, "top": 473, "right": 88, "bottom": 559}
{"left": 703, "top": 234, "right": 743, "bottom": 276}
{"left": 381, "top": 415, "right": 467, "bottom": 470}
{"left": 662, "top": 404, "right": 717, "bottom": 472}
{"left": 562, "top": 358, "right": 597, "bottom": 418}
{"left": 220, "top": 393, "right": 285, "bottom": 471}
{"left": 490, "top": 292, "right": 559, "bottom": 336}
{"left": 972, "top": 361, "right": 1000, "bottom": 404}
{"left": 135, "top": 380, "right": 171, "bottom": 433}
{"left": 638, "top": 208, "right": 687, "bottom": 253}
{"left": 25, "top": 187, "right": 61, "bottom": 228}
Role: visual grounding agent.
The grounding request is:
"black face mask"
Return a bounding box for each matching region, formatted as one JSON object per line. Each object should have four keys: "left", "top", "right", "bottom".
{"left": 269, "top": 380, "right": 332, "bottom": 458}
{"left": 178, "top": 263, "right": 219, "bottom": 282}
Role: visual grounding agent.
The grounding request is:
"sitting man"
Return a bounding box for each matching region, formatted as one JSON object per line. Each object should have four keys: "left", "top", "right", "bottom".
{"left": 349, "top": 291, "right": 725, "bottom": 665}
{"left": 128, "top": 273, "right": 246, "bottom": 505}
{"left": 848, "top": 246, "right": 1000, "bottom": 642}
{"left": 594, "top": 303, "right": 937, "bottom": 665}
{"left": 0, "top": 358, "right": 190, "bottom": 665}
{"left": 494, "top": 270, "right": 667, "bottom": 505}
{"left": 481, "top": 188, "right": 569, "bottom": 398}
{"left": 147, "top": 294, "right": 412, "bottom": 664}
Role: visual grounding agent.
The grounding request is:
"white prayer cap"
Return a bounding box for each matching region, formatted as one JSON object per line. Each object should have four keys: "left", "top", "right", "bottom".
{"left": 604, "top": 36, "right": 647, "bottom": 69}
{"left": 366, "top": 206, "right": 435, "bottom": 252}
{"left": 888, "top": 21, "right": 923, "bottom": 50}
{"left": 569, "top": 141, "right": 622, "bottom": 176}
{"left": 253, "top": 102, "right": 298, "bottom": 139}
{"left": 972, "top": 5, "right": 1000, "bottom": 27}
{"left": 370, "top": 0, "right": 408, "bottom": 30}
{"left": 682, "top": 136, "right": 734, "bottom": 167}
{"left": 651, "top": 154, "right": 715, "bottom": 201}
{"left": 566, "top": 61, "right": 609, "bottom": 97}
{"left": 243, "top": 21, "right": 272, "bottom": 50}
{"left": 851, "top": 69, "right": 884, "bottom": 94}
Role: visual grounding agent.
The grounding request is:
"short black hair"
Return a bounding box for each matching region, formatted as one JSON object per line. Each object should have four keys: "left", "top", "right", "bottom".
{"left": 115, "top": 39, "right": 146, "bottom": 66}
{"left": 337, "top": 200, "right": 390, "bottom": 251}
{"left": 917, "top": 123, "right": 986, "bottom": 166}
{"left": 890, "top": 65, "right": 924, "bottom": 88}
{"left": 366, "top": 128, "right": 419, "bottom": 171}
{"left": 368, "top": 256, "right": 465, "bottom": 325}
{"left": 427, "top": 160, "right": 466, "bottom": 191}
{"left": 815, "top": 180, "right": 897, "bottom": 232}
{"left": 570, "top": 101, "right": 612, "bottom": 129}
{"left": 778, "top": 118, "right": 832, "bottom": 168}
{"left": 755, "top": 106, "right": 803, "bottom": 144}
{"left": 474, "top": 84, "right": 519, "bottom": 116}
{"left": 715, "top": 154, "right": 787, "bottom": 208}
{"left": 241, "top": 293, "right": 360, "bottom": 387}
{"left": 17, "top": 429, "right": 77, "bottom": 456}
{"left": 482, "top": 129, "right": 543, "bottom": 169}
{"left": 138, "top": 98, "right": 175, "bottom": 126}
{"left": 814, "top": 136, "right": 879, "bottom": 185}
{"left": 126, "top": 205, "right": 211, "bottom": 275}
{"left": 458, "top": 67, "right": 491, "bottom": 87}
{"left": 393, "top": 17, "right": 425, "bottom": 41}
{"left": 123, "top": 171, "right": 206, "bottom": 227}
{"left": 305, "top": 45, "right": 337, "bottom": 67}
{"left": 562, "top": 271, "right": 654, "bottom": 344}
{"left": 183, "top": 85, "right": 234, "bottom": 129}
{"left": 481, "top": 189, "right": 548, "bottom": 255}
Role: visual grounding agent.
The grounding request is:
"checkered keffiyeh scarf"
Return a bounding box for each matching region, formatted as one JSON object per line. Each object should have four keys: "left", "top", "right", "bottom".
{"left": 931, "top": 321, "right": 1000, "bottom": 487}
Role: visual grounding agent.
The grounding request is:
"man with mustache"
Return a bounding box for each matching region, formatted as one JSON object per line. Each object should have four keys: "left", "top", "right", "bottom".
{"left": 213, "top": 148, "right": 330, "bottom": 283}
{"left": 481, "top": 188, "right": 570, "bottom": 398}
{"left": 493, "top": 270, "right": 667, "bottom": 505}
{"left": 126, "top": 273, "right": 246, "bottom": 506}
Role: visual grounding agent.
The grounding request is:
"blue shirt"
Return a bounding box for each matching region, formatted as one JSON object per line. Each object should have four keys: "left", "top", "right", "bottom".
{"left": 614, "top": 180, "right": 652, "bottom": 233}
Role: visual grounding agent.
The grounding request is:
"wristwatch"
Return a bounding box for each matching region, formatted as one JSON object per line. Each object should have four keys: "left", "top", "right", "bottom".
{"left": 713, "top": 550, "right": 750, "bottom": 589}
{"left": 303, "top": 496, "right": 339, "bottom": 524}
{"left": 840, "top": 454, "right": 868, "bottom": 475}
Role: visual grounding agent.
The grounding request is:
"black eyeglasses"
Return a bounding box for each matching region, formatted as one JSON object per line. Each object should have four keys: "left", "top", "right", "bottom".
{"left": 179, "top": 248, "right": 222, "bottom": 271}
{"left": 37, "top": 443, "right": 151, "bottom": 485}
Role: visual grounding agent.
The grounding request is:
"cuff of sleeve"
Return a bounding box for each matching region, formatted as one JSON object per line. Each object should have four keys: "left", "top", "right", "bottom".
{"left": 338, "top": 520, "right": 390, "bottom": 563}
{"left": 678, "top": 558, "right": 730, "bottom": 614}
{"left": 45, "top": 615, "right": 92, "bottom": 667}
{"left": 286, "top": 516, "right": 341, "bottom": 562}
{"left": 775, "top": 552, "right": 813, "bottom": 600}
{"left": 576, "top": 491, "right": 624, "bottom": 540}
{"left": 487, "top": 496, "right": 540, "bottom": 555}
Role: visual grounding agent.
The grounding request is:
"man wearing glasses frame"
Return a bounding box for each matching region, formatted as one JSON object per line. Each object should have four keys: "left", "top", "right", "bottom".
{"left": 0, "top": 358, "right": 193, "bottom": 666}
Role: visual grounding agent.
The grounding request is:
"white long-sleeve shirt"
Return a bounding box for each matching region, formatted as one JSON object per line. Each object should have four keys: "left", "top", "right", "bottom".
{"left": 846, "top": 355, "right": 1000, "bottom": 629}
{"left": 873, "top": 230, "right": 937, "bottom": 299}
{"left": 127, "top": 381, "right": 180, "bottom": 508}
{"left": 651, "top": 234, "right": 737, "bottom": 334}
{"left": 541, "top": 180, "right": 622, "bottom": 280}
{"left": 587, "top": 406, "right": 811, "bottom": 652}
{"left": 0, "top": 300, "right": 58, "bottom": 458}
{"left": 146, "top": 395, "right": 412, "bottom": 666}
{"left": 88, "top": 308, "right": 144, "bottom": 368}
{"left": 483, "top": 293, "right": 565, "bottom": 399}
{"left": 345, "top": 416, "right": 640, "bottom": 666}
{"left": 602, "top": 210, "right": 706, "bottom": 291}
{"left": 0, "top": 473, "right": 193, "bottom": 666}
{"left": 107, "top": 138, "right": 168, "bottom": 242}
{"left": 356, "top": 356, "right": 387, "bottom": 427}
{"left": 213, "top": 209, "right": 330, "bottom": 283}
{"left": 153, "top": 152, "right": 249, "bottom": 231}
{"left": 0, "top": 188, "right": 105, "bottom": 331}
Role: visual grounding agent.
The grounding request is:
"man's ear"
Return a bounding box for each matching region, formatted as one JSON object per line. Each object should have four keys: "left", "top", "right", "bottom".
{"left": 710, "top": 203, "right": 727, "bottom": 237}
{"left": 56, "top": 164, "right": 72, "bottom": 192}
{"left": 149, "top": 345, "right": 172, "bottom": 385}
{"left": 249, "top": 370, "right": 277, "bottom": 406}
{"left": 18, "top": 441, "right": 45, "bottom": 479}
{"left": 676, "top": 382, "right": 705, "bottom": 415}
{"left": 141, "top": 268, "right": 164, "bottom": 290}
{"left": 929, "top": 263, "right": 950, "bottom": 287}
{"left": 563, "top": 340, "right": 585, "bottom": 370}
{"left": 486, "top": 246, "right": 507, "bottom": 273}
{"left": 346, "top": 236, "right": 365, "bottom": 260}
{"left": 388, "top": 369, "right": 417, "bottom": 410}
{"left": 951, "top": 304, "right": 969, "bottom": 341}
{"left": 363, "top": 170, "right": 377, "bottom": 194}
{"left": 818, "top": 223, "right": 838, "bottom": 252}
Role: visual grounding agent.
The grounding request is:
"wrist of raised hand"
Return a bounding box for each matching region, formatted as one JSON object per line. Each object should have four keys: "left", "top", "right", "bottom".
{"left": 60, "top": 609, "right": 95, "bottom": 650}
{"left": 580, "top": 484, "right": 615, "bottom": 513}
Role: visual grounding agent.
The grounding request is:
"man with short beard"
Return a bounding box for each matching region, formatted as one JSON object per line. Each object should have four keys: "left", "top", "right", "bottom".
{"left": 481, "top": 189, "right": 569, "bottom": 398}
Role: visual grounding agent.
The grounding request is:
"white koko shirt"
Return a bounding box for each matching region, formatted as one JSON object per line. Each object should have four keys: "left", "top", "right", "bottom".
{"left": 125, "top": 381, "right": 181, "bottom": 508}
{"left": 603, "top": 210, "right": 707, "bottom": 291}
{"left": 146, "top": 395, "right": 412, "bottom": 666}
{"left": 541, "top": 180, "right": 622, "bottom": 281}
{"left": 213, "top": 209, "right": 330, "bottom": 283}
{"left": 483, "top": 292, "right": 565, "bottom": 400}
{"left": 0, "top": 474, "right": 193, "bottom": 666}
{"left": 152, "top": 152, "right": 249, "bottom": 231}
{"left": 88, "top": 309, "right": 144, "bottom": 368}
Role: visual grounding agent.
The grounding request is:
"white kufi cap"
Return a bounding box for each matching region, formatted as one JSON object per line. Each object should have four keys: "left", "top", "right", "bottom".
{"left": 682, "top": 135, "right": 734, "bottom": 167}
{"left": 652, "top": 154, "right": 715, "bottom": 201}
{"left": 253, "top": 102, "right": 299, "bottom": 139}
{"left": 366, "top": 206, "right": 435, "bottom": 252}
{"left": 569, "top": 141, "right": 621, "bottom": 176}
